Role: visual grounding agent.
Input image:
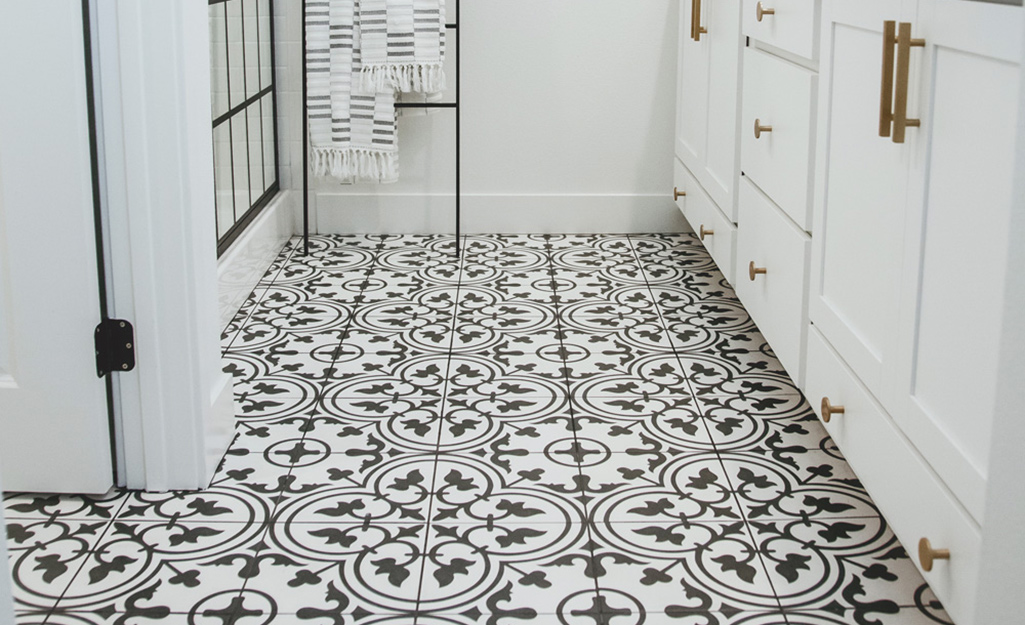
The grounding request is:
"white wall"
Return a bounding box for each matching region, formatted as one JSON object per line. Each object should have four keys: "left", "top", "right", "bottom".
{"left": 274, "top": 0, "right": 686, "bottom": 234}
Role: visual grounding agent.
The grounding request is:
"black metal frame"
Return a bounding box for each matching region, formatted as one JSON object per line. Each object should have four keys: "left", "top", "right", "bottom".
{"left": 210, "top": 0, "right": 281, "bottom": 257}
{"left": 300, "top": 0, "right": 461, "bottom": 257}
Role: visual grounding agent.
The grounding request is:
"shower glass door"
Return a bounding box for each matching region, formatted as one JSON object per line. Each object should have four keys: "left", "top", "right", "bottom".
{"left": 209, "top": 0, "right": 279, "bottom": 256}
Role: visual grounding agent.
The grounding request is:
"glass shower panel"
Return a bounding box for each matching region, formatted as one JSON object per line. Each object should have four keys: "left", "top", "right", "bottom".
{"left": 247, "top": 101, "right": 265, "bottom": 201}
{"left": 230, "top": 115, "right": 251, "bottom": 216}
{"left": 209, "top": 0, "right": 279, "bottom": 255}
{"left": 213, "top": 123, "right": 235, "bottom": 241}
{"left": 209, "top": 3, "right": 229, "bottom": 119}
{"left": 243, "top": 0, "right": 260, "bottom": 100}
{"left": 259, "top": 0, "right": 273, "bottom": 91}
{"left": 225, "top": 0, "right": 245, "bottom": 110}
{"left": 261, "top": 93, "right": 276, "bottom": 191}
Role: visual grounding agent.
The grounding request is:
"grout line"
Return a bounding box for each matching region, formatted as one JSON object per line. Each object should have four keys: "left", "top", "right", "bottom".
{"left": 625, "top": 233, "right": 787, "bottom": 613}
{"left": 410, "top": 233, "right": 464, "bottom": 618}
{"left": 546, "top": 236, "right": 605, "bottom": 607}
{"left": 41, "top": 493, "right": 134, "bottom": 621}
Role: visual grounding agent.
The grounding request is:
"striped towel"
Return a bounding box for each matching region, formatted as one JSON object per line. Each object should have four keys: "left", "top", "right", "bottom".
{"left": 305, "top": 0, "right": 446, "bottom": 183}
{"left": 358, "top": 0, "right": 447, "bottom": 94}
{"left": 306, "top": 0, "right": 397, "bottom": 182}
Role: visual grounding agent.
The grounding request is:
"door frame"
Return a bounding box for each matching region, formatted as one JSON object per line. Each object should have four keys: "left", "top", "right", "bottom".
{"left": 91, "top": 0, "right": 234, "bottom": 491}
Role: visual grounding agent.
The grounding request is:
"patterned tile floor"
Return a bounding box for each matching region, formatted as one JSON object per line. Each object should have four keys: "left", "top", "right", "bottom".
{"left": 5, "top": 234, "right": 953, "bottom": 624}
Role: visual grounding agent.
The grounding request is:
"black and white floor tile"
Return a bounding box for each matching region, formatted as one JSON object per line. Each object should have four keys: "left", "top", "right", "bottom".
{"left": 6, "top": 233, "right": 952, "bottom": 624}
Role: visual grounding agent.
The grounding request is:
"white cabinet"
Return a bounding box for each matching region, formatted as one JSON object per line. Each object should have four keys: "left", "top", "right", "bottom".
{"left": 675, "top": 0, "right": 743, "bottom": 220}
{"left": 741, "top": 47, "right": 817, "bottom": 230}
{"left": 811, "top": 1, "right": 915, "bottom": 408}
{"left": 735, "top": 179, "right": 811, "bottom": 379}
{"left": 734, "top": 1, "right": 820, "bottom": 385}
{"left": 674, "top": 159, "right": 737, "bottom": 281}
{"left": 809, "top": 1, "right": 1022, "bottom": 623}
{"left": 742, "top": 0, "right": 820, "bottom": 61}
{"left": 891, "top": 0, "right": 1021, "bottom": 526}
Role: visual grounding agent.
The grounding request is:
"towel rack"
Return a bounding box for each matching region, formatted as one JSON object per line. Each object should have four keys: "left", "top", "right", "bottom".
{"left": 300, "top": 0, "right": 462, "bottom": 257}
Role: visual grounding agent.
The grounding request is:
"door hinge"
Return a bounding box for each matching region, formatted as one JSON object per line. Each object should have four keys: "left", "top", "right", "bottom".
{"left": 95, "top": 319, "right": 136, "bottom": 377}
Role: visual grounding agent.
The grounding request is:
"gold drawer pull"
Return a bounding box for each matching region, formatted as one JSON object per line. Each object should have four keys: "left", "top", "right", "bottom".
{"left": 754, "top": 118, "right": 773, "bottom": 139}
{"left": 820, "top": 397, "right": 845, "bottom": 423}
{"left": 674, "top": 187, "right": 686, "bottom": 201}
{"left": 892, "top": 22, "right": 925, "bottom": 144}
{"left": 757, "top": 2, "right": 775, "bottom": 22}
{"left": 879, "top": 21, "right": 897, "bottom": 137}
{"left": 919, "top": 538, "right": 950, "bottom": 572}
{"left": 700, "top": 225, "right": 714, "bottom": 241}
{"left": 748, "top": 261, "right": 767, "bottom": 281}
{"left": 691, "top": 0, "right": 708, "bottom": 41}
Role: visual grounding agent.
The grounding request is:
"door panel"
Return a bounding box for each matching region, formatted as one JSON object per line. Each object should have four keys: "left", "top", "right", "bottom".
{"left": 702, "top": 0, "right": 742, "bottom": 217}
{"left": 894, "top": 0, "right": 1022, "bottom": 523}
{"left": 0, "top": 0, "right": 113, "bottom": 493}
{"left": 676, "top": 0, "right": 710, "bottom": 171}
{"left": 810, "top": 1, "right": 914, "bottom": 407}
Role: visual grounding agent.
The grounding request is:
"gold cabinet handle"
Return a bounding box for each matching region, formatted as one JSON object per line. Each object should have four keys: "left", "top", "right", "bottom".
{"left": 820, "top": 397, "right": 846, "bottom": 423}
{"left": 919, "top": 538, "right": 950, "bottom": 572}
{"left": 700, "top": 225, "right": 714, "bottom": 241}
{"left": 691, "top": 0, "right": 707, "bottom": 41}
{"left": 756, "top": 2, "right": 775, "bottom": 22}
{"left": 879, "top": 21, "right": 897, "bottom": 138}
{"left": 748, "top": 261, "right": 767, "bottom": 281}
{"left": 892, "top": 22, "right": 925, "bottom": 144}
{"left": 754, "top": 118, "right": 773, "bottom": 139}
{"left": 674, "top": 187, "right": 686, "bottom": 201}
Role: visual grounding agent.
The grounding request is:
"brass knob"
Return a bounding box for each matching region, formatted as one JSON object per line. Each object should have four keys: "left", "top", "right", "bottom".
{"left": 820, "top": 397, "right": 845, "bottom": 423}
{"left": 757, "top": 2, "right": 775, "bottom": 22}
{"left": 754, "top": 118, "right": 773, "bottom": 139}
{"left": 674, "top": 187, "right": 686, "bottom": 201}
{"left": 748, "top": 261, "right": 767, "bottom": 281}
{"left": 919, "top": 538, "right": 950, "bottom": 572}
{"left": 700, "top": 225, "right": 714, "bottom": 241}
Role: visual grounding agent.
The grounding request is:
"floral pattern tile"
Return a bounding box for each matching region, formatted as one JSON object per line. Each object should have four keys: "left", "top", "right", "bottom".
{"left": 4, "top": 233, "right": 951, "bottom": 625}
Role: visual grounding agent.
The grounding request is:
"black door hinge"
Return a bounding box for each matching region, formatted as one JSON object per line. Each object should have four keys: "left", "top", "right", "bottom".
{"left": 95, "top": 319, "right": 136, "bottom": 377}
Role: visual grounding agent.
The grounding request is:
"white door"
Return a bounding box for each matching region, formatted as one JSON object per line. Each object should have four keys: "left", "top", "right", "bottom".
{"left": 676, "top": 0, "right": 710, "bottom": 174}
{"left": 892, "top": 0, "right": 1022, "bottom": 523}
{"left": 701, "top": 0, "right": 742, "bottom": 217}
{"left": 0, "top": 0, "right": 115, "bottom": 493}
{"left": 809, "top": 0, "right": 916, "bottom": 410}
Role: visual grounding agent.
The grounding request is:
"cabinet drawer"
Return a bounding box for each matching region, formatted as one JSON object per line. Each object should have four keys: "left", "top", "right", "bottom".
{"left": 804, "top": 325, "right": 981, "bottom": 625}
{"left": 675, "top": 159, "right": 737, "bottom": 284}
{"left": 735, "top": 177, "right": 810, "bottom": 384}
{"left": 742, "top": 0, "right": 818, "bottom": 61}
{"left": 742, "top": 47, "right": 816, "bottom": 231}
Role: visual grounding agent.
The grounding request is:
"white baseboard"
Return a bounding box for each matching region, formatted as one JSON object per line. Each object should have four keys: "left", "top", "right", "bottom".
{"left": 313, "top": 193, "right": 691, "bottom": 234}
{"left": 217, "top": 191, "right": 298, "bottom": 329}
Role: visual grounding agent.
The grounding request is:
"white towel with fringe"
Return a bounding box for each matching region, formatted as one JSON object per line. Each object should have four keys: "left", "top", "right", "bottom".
{"left": 305, "top": 0, "right": 397, "bottom": 182}
{"left": 305, "top": 0, "right": 446, "bottom": 183}
{"left": 358, "top": 0, "right": 447, "bottom": 94}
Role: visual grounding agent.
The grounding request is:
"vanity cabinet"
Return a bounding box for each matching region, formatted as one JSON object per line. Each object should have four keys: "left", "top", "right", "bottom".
{"left": 734, "top": 0, "right": 820, "bottom": 384}
{"left": 675, "top": 0, "right": 743, "bottom": 220}
{"left": 807, "top": 1, "right": 1022, "bottom": 623}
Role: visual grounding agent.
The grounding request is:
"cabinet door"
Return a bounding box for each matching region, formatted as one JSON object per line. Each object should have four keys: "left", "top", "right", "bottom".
{"left": 892, "top": 0, "right": 1022, "bottom": 524}
{"left": 809, "top": 0, "right": 915, "bottom": 408}
{"left": 702, "top": 0, "right": 742, "bottom": 216}
{"left": 676, "top": 0, "right": 709, "bottom": 173}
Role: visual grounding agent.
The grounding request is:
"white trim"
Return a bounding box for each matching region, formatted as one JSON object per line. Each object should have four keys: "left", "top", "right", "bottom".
{"left": 314, "top": 193, "right": 690, "bottom": 234}
{"left": 95, "top": 0, "right": 233, "bottom": 491}
{"left": 218, "top": 191, "right": 298, "bottom": 329}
